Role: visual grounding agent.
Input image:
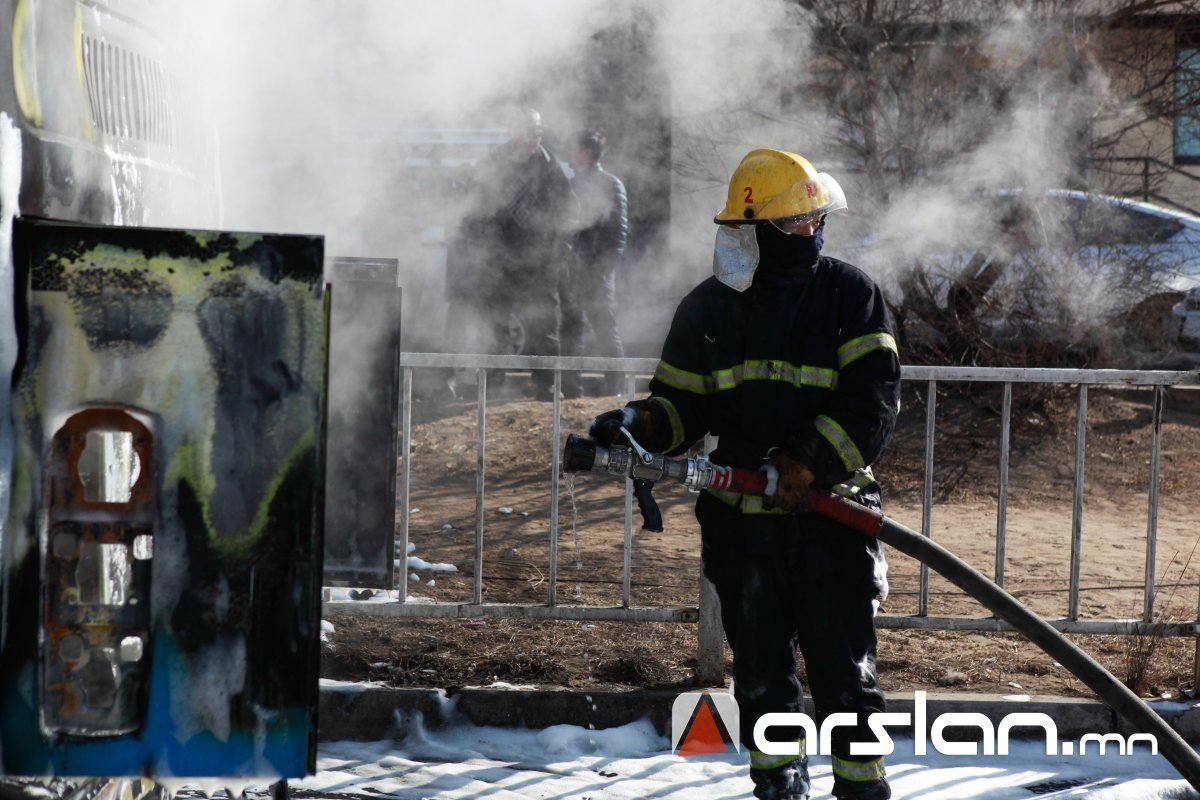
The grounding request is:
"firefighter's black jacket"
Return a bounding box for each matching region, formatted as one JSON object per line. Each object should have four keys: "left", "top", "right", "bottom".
{"left": 639, "top": 252, "right": 901, "bottom": 538}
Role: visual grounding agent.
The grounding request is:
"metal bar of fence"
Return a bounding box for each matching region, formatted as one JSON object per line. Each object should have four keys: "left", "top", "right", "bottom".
{"left": 1145, "top": 385, "right": 1165, "bottom": 623}
{"left": 397, "top": 354, "right": 1200, "bottom": 389}
{"left": 995, "top": 382, "right": 1011, "bottom": 589}
{"left": 326, "top": 601, "right": 700, "bottom": 622}
{"left": 474, "top": 368, "right": 486, "bottom": 605}
{"left": 623, "top": 372, "right": 636, "bottom": 610}
{"left": 376, "top": 355, "right": 1200, "bottom": 649}
{"left": 919, "top": 380, "right": 935, "bottom": 616}
{"left": 874, "top": 614, "right": 1200, "bottom": 637}
{"left": 550, "top": 371, "right": 562, "bottom": 606}
{"left": 321, "top": 599, "right": 1198, "bottom": 637}
{"left": 1069, "top": 384, "right": 1088, "bottom": 621}
{"left": 398, "top": 367, "right": 413, "bottom": 603}
{"left": 899, "top": 366, "right": 1200, "bottom": 386}
{"left": 623, "top": 480, "right": 633, "bottom": 608}
{"left": 624, "top": 479, "right": 634, "bottom": 603}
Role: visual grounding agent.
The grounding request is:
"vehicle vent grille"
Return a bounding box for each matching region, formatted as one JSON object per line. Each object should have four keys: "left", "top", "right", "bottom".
{"left": 81, "top": 35, "right": 174, "bottom": 146}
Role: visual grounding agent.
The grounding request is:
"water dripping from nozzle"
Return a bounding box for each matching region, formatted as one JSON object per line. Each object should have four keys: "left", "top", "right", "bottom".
{"left": 562, "top": 472, "right": 584, "bottom": 599}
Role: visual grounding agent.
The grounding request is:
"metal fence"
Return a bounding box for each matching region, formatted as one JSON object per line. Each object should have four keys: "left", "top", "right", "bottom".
{"left": 323, "top": 353, "right": 1200, "bottom": 682}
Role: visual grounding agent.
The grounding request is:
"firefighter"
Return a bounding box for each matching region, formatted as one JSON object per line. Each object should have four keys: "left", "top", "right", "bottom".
{"left": 589, "top": 148, "right": 900, "bottom": 800}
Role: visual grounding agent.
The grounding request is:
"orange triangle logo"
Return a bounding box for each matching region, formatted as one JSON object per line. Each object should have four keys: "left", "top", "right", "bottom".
{"left": 677, "top": 694, "right": 736, "bottom": 757}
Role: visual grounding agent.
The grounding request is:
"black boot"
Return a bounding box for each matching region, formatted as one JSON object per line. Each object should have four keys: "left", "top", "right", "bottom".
{"left": 750, "top": 756, "right": 809, "bottom": 800}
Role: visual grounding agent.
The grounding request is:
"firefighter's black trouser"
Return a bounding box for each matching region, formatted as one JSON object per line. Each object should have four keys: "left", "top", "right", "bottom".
{"left": 698, "top": 491, "right": 890, "bottom": 800}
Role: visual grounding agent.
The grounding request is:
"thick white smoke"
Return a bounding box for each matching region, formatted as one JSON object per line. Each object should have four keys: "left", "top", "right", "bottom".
{"left": 181, "top": 1, "right": 1156, "bottom": 360}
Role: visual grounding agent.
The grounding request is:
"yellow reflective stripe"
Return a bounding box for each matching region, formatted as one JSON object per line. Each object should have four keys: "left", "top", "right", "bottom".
{"left": 712, "top": 364, "right": 743, "bottom": 391}
{"left": 13, "top": 0, "right": 43, "bottom": 126}
{"left": 837, "top": 332, "right": 898, "bottom": 369}
{"left": 743, "top": 360, "right": 838, "bottom": 390}
{"left": 660, "top": 360, "right": 839, "bottom": 395}
{"left": 800, "top": 365, "right": 838, "bottom": 389}
{"left": 815, "top": 415, "right": 865, "bottom": 472}
{"left": 712, "top": 361, "right": 837, "bottom": 392}
{"left": 831, "top": 754, "right": 886, "bottom": 782}
{"left": 655, "top": 361, "right": 713, "bottom": 394}
{"left": 750, "top": 740, "right": 806, "bottom": 769}
{"left": 707, "top": 487, "right": 741, "bottom": 507}
{"left": 740, "top": 494, "right": 791, "bottom": 515}
{"left": 74, "top": 6, "right": 92, "bottom": 141}
{"left": 704, "top": 488, "right": 790, "bottom": 515}
{"left": 651, "top": 396, "right": 685, "bottom": 452}
{"left": 831, "top": 467, "right": 875, "bottom": 498}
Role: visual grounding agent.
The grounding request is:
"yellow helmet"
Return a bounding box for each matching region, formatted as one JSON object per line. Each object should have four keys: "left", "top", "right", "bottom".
{"left": 714, "top": 148, "right": 847, "bottom": 224}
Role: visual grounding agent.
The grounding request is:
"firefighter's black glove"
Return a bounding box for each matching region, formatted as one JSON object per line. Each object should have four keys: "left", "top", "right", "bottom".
{"left": 761, "top": 450, "right": 816, "bottom": 514}
{"left": 588, "top": 400, "right": 657, "bottom": 448}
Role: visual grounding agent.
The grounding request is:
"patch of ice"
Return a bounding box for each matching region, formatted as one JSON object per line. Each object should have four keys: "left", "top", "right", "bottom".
{"left": 318, "top": 678, "right": 387, "bottom": 692}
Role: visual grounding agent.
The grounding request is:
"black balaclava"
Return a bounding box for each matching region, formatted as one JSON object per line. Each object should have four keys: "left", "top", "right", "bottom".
{"left": 754, "top": 220, "right": 825, "bottom": 275}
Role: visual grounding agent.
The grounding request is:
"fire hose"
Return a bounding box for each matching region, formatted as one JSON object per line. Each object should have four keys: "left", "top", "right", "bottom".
{"left": 562, "top": 431, "right": 1200, "bottom": 790}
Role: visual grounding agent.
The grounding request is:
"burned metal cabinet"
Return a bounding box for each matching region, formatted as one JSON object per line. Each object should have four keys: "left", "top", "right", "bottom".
{"left": 323, "top": 257, "right": 401, "bottom": 589}
{"left": 0, "top": 219, "right": 326, "bottom": 779}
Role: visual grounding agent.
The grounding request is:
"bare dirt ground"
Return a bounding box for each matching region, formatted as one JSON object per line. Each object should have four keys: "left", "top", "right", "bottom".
{"left": 321, "top": 376, "right": 1200, "bottom": 701}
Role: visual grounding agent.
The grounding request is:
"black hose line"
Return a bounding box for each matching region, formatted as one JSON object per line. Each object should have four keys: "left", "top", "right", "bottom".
{"left": 875, "top": 514, "right": 1200, "bottom": 791}
{"left": 562, "top": 439, "right": 1200, "bottom": 788}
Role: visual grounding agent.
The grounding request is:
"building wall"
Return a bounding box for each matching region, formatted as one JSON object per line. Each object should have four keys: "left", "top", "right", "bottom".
{"left": 1093, "top": 23, "right": 1200, "bottom": 214}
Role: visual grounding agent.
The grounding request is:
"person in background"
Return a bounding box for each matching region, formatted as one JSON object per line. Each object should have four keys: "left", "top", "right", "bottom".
{"left": 589, "top": 148, "right": 900, "bottom": 800}
{"left": 444, "top": 107, "right": 577, "bottom": 399}
{"left": 560, "top": 128, "right": 628, "bottom": 397}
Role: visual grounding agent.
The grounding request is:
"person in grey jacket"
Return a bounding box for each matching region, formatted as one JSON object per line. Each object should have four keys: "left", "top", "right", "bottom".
{"left": 561, "top": 129, "right": 628, "bottom": 396}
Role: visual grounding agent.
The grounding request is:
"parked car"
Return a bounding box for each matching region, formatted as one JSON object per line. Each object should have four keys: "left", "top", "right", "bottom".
{"left": 852, "top": 188, "right": 1200, "bottom": 363}
{"left": 1175, "top": 288, "right": 1200, "bottom": 348}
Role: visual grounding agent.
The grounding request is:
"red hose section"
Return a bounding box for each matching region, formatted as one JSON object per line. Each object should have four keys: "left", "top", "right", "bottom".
{"left": 721, "top": 466, "right": 769, "bottom": 495}
{"left": 720, "top": 468, "right": 884, "bottom": 537}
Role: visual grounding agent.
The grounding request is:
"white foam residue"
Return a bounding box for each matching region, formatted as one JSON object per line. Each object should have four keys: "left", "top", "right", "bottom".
{"left": 296, "top": 721, "right": 1188, "bottom": 799}
{"left": 409, "top": 555, "right": 458, "bottom": 573}
{"left": 318, "top": 678, "right": 387, "bottom": 692}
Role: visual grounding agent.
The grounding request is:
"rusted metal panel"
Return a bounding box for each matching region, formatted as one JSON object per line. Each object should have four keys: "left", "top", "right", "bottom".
{"left": 42, "top": 408, "right": 156, "bottom": 738}
{"left": 0, "top": 219, "right": 326, "bottom": 779}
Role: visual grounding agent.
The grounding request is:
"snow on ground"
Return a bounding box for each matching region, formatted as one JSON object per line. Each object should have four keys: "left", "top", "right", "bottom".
{"left": 282, "top": 711, "right": 1200, "bottom": 799}
{"left": 313, "top": 538, "right": 1200, "bottom": 798}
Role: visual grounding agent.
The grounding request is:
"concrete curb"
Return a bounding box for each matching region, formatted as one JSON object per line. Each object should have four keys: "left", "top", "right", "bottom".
{"left": 318, "top": 682, "right": 1200, "bottom": 744}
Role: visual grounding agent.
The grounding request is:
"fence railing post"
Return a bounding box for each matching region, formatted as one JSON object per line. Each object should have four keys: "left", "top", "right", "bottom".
{"left": 697, "top": 575, "right": 725, "bottom": 685}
